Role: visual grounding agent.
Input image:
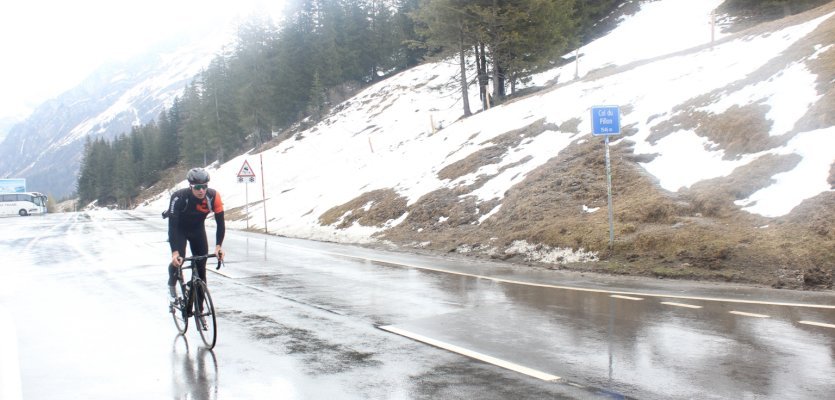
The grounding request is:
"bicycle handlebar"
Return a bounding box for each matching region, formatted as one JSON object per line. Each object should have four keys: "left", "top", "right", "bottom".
{"left": 180, "top": 253, "right": 223, "bottom": 270}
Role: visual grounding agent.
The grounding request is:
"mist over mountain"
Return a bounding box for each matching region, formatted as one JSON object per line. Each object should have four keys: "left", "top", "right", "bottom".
{"left": 0, "top": 117, "right": 19, "bottom": 143}
{"left": 0, "top": 29, "right": 229, "bottom": 198}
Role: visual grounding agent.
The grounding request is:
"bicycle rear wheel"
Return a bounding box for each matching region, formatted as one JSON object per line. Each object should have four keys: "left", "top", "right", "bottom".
{"left": 194, "top": 281, "right": 217, "bottom": 349}
{"left": 170, "top": 283, "right": 188, "bottom": 334}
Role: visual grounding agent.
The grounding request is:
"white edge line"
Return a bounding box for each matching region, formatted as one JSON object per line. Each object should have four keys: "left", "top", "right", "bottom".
{"left": 276, "top": 244, "right": 835, "bottom": 310}
{"left": 798, "top": 320, "right": 835, "bottom": 329}
{"left": 729, "top": 311, "right": 770, "bottom": 318}
{"left": 380, "top": 325, "right": 560, "bottom": 382}
{"left": 211, "top": 268, "right": 233, "bottom": 278}
{"left": 610, "top": 295, "right": 643, "bottom": 301}
{"left": 660, "top": 302, "right": 703, "bottom": 309}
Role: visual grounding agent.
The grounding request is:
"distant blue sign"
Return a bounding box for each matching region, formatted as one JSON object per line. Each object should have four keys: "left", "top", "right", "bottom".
{"left": 591, "top": 106, "right": 621, "bottom": 136}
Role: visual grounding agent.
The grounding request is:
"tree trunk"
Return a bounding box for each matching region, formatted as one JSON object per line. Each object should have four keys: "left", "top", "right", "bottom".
{"left": 476, "top": 43, "right": 489, "bottom": 110}
{"left": 458, "top": 23, "right": 472, "bottom": 117}
{"left": 490, "top": 0, "right": 502, "bottom": 104}
{"left": 492, "top": 60, "right": 502, "bottom": 102}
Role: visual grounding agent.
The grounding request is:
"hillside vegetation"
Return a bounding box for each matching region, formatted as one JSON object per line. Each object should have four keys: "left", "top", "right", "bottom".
{"left": 129, "top": 0, "right": 834, "bottom": 291}
{"left": 316, "top": 2, "right": 835, "bottom": 290}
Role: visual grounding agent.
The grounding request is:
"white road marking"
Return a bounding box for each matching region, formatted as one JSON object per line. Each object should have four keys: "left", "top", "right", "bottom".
{"left": 798, "top": 321, "right": 835, "bottom": 329}
{"left": 660, "top": 302, "right": 702, "bottom": 309}
{"left": 269, "top": 242, "right": 835, "bottom": 310}
{"left": 610, "top": 295, "right": 643, "bottom": 301}
{"left": 729, "top": 311, "right": 770, "bottom": 318}
{"left": 380, "top": 325, "right": 560, "bottom": 382}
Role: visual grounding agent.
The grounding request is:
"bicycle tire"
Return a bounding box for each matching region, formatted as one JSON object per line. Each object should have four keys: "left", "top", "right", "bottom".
{"left": 194, "top": 281, "right": 217, "bottom": 349}
{"left": 170, "top": 281, "right": 188, "bottom": 334}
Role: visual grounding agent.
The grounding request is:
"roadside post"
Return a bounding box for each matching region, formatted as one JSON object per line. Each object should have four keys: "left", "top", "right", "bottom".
{"left": 260, "top": 153, "right": 268, "bottom": 234}
{"left": 237, "top": 159, "right": 256, "bottom": 229}
{"left": 591, "top": 105, "right": 621, "bottom": 249}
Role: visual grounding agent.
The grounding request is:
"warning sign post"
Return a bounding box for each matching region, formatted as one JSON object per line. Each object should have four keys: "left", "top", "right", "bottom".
{"left": 237, "top": 160, "right": 256, "bottom": 229}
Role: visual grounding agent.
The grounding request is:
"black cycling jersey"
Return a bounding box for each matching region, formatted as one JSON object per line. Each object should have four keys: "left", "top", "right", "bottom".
{"left": 167, "top": 187, "right": 225, "bottom": 252}
{"left": 167, "top": 187, "right": 225, "bottom": 285}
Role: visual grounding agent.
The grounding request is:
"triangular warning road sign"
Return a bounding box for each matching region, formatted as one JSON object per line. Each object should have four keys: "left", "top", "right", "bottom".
{"left": 237, "top": 160, "right": 256, "bottom": 177}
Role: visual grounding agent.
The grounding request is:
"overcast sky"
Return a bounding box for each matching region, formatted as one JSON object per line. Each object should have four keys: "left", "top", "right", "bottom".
{"left": 0, "top": 0, "right": 284, "bottom": 122}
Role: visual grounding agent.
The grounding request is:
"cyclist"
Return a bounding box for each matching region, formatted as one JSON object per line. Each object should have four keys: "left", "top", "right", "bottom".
{"left": 166, "top": 167, "right": 226, "bottom": 301}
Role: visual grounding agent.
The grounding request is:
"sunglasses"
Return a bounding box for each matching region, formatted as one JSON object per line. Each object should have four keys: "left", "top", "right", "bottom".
{"left": 191, "top": 184, "right": 208, "bottom": 190}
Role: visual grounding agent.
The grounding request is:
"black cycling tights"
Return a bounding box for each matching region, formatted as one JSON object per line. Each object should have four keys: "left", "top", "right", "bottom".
{"left": 167, "top": 229, "right": 209, "bottom": 286}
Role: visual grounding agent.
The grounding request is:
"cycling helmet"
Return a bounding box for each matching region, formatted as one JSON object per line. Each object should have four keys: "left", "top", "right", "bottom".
{"left": 186, "top": 168, "right": 210, "bottom": 184}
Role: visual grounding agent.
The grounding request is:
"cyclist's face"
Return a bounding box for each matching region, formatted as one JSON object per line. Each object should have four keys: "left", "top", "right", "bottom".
{"left": 191, "top": 185, "right": 207, "bottom": 199}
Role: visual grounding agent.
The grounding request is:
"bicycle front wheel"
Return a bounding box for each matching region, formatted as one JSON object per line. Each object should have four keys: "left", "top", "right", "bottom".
{"left": 170, "top": 283, "right": 188, "bottom": 334}
{"left": 194, "top": 281, "right": 217, "bottom": 349}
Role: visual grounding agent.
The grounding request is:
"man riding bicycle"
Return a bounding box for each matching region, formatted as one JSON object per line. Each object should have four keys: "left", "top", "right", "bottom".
{"left": 166, "top": 167, "right": 226, "bottom": 301}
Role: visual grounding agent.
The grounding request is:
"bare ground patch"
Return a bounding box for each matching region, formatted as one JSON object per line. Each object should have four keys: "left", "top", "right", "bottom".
{"left": 795, "top": 14, "right": 835, "bottom": 132}
{"left": 683, "top": 153, "right": 802, "bottom": 217}
{"left": 437, "top": 118, "right": 557, "bottom": 181}
{"left": 319, "top": 189, "right": 407, "bottom": 229}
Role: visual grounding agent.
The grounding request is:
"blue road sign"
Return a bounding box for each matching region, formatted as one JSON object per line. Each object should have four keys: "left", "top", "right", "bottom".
{"left": 591, "top": 106, "right": 621, "bottom": 135}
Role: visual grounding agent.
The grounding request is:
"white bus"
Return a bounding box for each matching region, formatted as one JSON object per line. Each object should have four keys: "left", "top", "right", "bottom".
{"left": 0, "top": 192, "right": 48, "bottom": 216}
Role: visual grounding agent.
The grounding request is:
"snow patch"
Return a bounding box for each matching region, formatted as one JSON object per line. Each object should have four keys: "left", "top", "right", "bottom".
{"left": 505, "top": 240, "right": 598, "bottom": 264}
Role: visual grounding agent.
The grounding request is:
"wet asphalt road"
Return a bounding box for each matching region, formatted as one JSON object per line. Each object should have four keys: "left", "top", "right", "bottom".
{"left": 1, "top": 211, "right": 834, "bottom": 399}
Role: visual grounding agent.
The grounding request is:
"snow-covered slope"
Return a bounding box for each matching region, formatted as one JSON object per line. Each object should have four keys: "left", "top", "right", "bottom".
{"left": 145, "top": 0, "right": 832, "bottom": 234}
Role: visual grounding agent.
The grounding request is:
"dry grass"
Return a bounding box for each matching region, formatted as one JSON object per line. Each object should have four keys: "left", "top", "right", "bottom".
{"left": 795, "top": 9, "right": 835, "bottom": 133}
{"left": 698, "top": 105, "right": 788, "bottom": 158}
{"left": 683, "top": 153, "right": 802, "bottom": 217}
{"left": 319, "top": 189, "right": 407, "bottom": 229}
{"left": 437, "top": 119, "right": 555, "bottom": 181}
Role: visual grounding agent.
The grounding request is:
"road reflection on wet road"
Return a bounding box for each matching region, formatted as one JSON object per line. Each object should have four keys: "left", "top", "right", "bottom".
{"left": 2, "top": 211, "right": 833, "bottom": 399}
{"left": 170, "top": 336, "right": 217, "bottom": 400}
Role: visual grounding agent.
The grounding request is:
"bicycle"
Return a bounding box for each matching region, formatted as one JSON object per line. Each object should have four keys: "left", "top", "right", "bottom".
{"left": 169, "top": 254, "right": 222, "bottom": 349}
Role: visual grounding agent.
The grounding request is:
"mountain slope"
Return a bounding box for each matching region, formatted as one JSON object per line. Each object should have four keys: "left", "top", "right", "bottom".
{"left": 0, "top": 32, "right": 228, "bottom": 198}
{"left": 135, "top": 0, "right": 834, "bottom": 289}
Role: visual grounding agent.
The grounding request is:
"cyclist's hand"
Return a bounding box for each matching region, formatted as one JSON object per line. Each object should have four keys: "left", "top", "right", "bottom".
{"left": 215, "top": 245, "right": 225, "bottom": 262}
{"left": 171, "top": 252, "right": 183, "bottom": 267}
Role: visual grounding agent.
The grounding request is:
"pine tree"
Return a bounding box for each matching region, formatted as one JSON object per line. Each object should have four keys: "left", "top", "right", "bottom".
{"left": 392, "top": 0, "right": 426, "bottom": 69}
{"left": 76, "top": 137, "right": 97, "bottom": 205}
{"left": 413, "top": 0, "right": 479, "bottom": 116}
{"left": 203, "top": 56, "right": 244, "bottom": 163}
{"left": 231, "top": 17, "right": 279, "bottom": 147}
{"left": 179, "top": 82, "right": 209, "bottom": 165}
{"left": 114, "top": 135, "right": 139, "bottom": 208}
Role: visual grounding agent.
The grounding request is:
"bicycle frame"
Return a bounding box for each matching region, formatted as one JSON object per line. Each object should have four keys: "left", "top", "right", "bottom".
{"left": 176, "top": 253, "right": 220, "bottom": 302}
{"left": 170, "top": 253, "right": 222, "bottom": 349}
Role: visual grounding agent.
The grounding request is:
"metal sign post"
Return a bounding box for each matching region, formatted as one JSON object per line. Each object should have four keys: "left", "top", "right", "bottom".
{"left": 260, "top": 153, "right": 267, "bottom": 234}
{"left": 237, "top": 160, "right": 256, "bottom": 230}
{"left": 591, "top": 106, "right": 621, "bottom": 249}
